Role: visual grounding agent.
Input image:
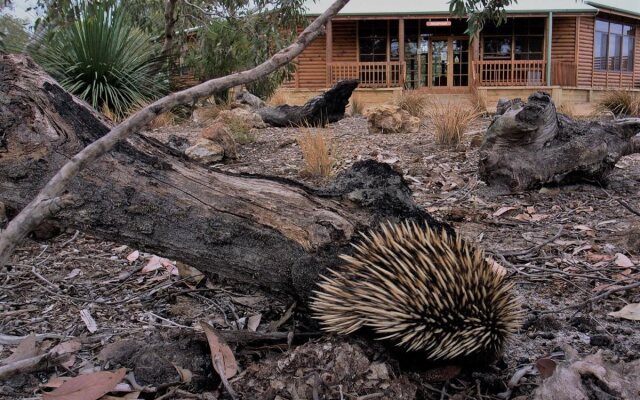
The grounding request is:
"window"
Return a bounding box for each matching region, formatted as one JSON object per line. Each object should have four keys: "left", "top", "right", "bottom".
{"left": 358, "top": 21, "right": 387, "bottom": 62}
{"left": 595, "top": 19, "right": 635, "bottom": 72}
{"left": 482, "top": 18, "right": 544, "bottom": 60}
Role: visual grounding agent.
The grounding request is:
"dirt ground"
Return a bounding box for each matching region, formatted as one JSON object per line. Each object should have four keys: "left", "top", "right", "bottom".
{"left": 1, "top": 114, "right": 639, "bottom": 400}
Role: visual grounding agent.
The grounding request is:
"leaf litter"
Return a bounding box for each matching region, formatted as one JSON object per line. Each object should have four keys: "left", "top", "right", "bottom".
{"left": 0, "top": 115, "right": 638, "bottom": 399}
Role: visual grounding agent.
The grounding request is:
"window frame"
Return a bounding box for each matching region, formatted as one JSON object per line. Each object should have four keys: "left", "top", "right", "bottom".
{"left": 481, "top": 18, "right": 545, "bottom": 61}
{"left": 594, "top": 18, "right": 636, "bottom": 73}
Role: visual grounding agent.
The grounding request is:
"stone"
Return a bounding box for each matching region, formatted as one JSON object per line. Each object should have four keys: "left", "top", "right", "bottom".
{"left": 365, "top": 105, "right": 420, "bottom": 134}
{"left": 200, "top": 122, "right": 237, "bottom": 160}
{"left": 216, "top": 108, "right": 265, "bottom": 129}
{"left": 235, "top": 89, "right": 266, "bottom": 108}
{"left": 185, "top": 139, "right": 225, "bottom": 165}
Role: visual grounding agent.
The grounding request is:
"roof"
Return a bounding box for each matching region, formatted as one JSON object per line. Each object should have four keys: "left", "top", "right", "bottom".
{"left": 586, "top": 0, "right": 640, "bottom": 18}
{"left": 304, "top": 0, "right": 619, "bottom": 17}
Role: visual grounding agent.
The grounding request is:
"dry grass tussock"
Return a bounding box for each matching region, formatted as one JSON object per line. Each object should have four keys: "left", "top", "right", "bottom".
{"left": 598, "top": 90, "right": 640, "bottom": 117}
{"left": 297, "top": 129, "right": 333, "bottom": 177}
{"left": 394, "top": 90, "right": 430, "bottom": 118}
{"left": 268, "top": 91, "right": 291, "bottom": 106}
{"left": 349, "top": 95, "right": 365, "bottom": 116}
{"left": 470, "top": 86, "right": 488, "bottom": 115}
{"left": 192, "top": 105, "right": 226, "bottom": 124}
{"left": 222, "top": 115, "right": 255, "bottom": 145}
{"left": 557, "top": 102, "right": 576, "bottom": 118}
{"left": 425, "top": 101, "right": 480, "bottom": 146}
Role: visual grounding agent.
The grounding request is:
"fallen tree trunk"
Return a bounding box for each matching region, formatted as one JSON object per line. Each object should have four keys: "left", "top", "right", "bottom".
{"left": 479, "top": 92, "right": 640, "bottom": 191}
{"left": 256, "top": 79, "right": 359, "bottom": 127}
{"left": 0, "top": 54, "right": 443, "bottom": 299}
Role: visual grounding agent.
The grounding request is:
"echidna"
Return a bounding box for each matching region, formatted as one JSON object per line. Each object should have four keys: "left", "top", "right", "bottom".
{"left": 310, "top": 221, "right": 522, "bottom": 361}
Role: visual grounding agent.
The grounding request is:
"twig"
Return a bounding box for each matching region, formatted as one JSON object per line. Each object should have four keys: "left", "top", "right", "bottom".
{"left": 0, "top": 351, "right": 66, "bottom": 380}
{"left": 600, "top": 187, "right": 640, "bottom": 217}
{"left": 541, "top": 281, "right": 640, "bottom": 314}
{"left": 0, "top": 333, "right": 68, "bottom": 345}
{"left": 498, "top": 226, "right": 563, "bottom": 257}
{"left": 31, "top": 266, "right": 59, "bottom": 290}
{"left": 59, "top": 230, "right": 80, "bottom": 248}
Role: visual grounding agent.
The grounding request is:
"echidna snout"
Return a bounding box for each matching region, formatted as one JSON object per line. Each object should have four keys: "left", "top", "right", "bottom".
{"left": 310, "top": 221, "right": 522, "bottom": 361}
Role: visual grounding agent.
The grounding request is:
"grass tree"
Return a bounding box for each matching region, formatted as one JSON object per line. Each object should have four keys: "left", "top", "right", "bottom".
{"left": 32, "top": 1, "right": 167, "bottom": 120}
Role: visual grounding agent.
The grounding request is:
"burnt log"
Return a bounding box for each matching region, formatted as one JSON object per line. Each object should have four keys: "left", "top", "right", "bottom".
{"left": 0, "top": 56, "right": 442, "bottom": 300}
{"left": 479, "top": 92, "right": 640, "bottom": 191}
{"left": 256, "top": 79, "right": 359, "bottom": 127}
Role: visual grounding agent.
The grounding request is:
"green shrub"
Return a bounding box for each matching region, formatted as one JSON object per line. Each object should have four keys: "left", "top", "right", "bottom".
{"left": 33, "top": 1, "right": 167, "bottom": 120}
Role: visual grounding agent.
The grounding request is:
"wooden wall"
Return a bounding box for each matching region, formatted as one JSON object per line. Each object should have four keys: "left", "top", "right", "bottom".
{"left": 282, "top": 30, "right": 327, "bottom": 89}
{"left": 576, "top": 16, "right": 595, "bottom": 87}
{"left": 333, "top": 20, "right": 357, "bottom": 63}
{"left": 552, "top": 17, "right": 577, "bottom": 63}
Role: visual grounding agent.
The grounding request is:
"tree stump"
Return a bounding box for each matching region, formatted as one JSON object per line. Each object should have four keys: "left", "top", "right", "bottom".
{"left": 256, "top": 79, "right": 359, "bottom": 127}
{"left": 479, "top": 92, "right": 640, "bottom": 191}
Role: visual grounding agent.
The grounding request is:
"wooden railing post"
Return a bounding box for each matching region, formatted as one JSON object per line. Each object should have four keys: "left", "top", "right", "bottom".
{"left": 326, "top": 20, "right": 333, "bottom": 87}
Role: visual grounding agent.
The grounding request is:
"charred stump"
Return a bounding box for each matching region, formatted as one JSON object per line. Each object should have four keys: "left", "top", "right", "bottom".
{"left": 0, "top": 55, "right": 442, "bottom": 300}
{"left": 256, "top": 79, "right": 359, "bottom": 127}
{"left": 479, "top": 92, "right": 640, "bottom": 191}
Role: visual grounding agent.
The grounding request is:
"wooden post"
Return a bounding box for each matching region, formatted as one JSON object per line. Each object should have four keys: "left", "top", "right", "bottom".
{"left": 386, "top": 20, "right": 391, "bottom": 87}
{"left": 546, "top": 12, "right": 553, "bottom": 86}
{"left": 399, "top": 19, "right": 405, "bottom": 87}
{"left": 326, "top": 20, "right": 333, "bottom": 87}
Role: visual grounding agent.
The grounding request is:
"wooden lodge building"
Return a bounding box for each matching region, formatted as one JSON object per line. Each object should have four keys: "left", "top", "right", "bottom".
{"left": 280, "top": 0, "right": 640, "bottom": 108}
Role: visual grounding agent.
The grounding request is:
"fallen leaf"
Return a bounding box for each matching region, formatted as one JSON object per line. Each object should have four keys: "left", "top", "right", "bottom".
{"left": 41, "top": 376, "right": 72, "bottom": 389}
{"left": 126, "top": 250, "right": 140, "bottom": 262}
{"left": 113, "top": 245, "right": 128, "bottom": 253}
{"left": 513, "top": 213, "right": 532, "bottom": 221}
{"left": 572, "top": 244, "right": 592, "bottom": 255}
{"left": 2, "top": 334, "right": 39, "bottom": 364}
{"left": 175, "top": 261, "right": 205, "bottom": 282}
{"left": 247, "top": 314, "right": 262, "bottom": 332}
{"left": 65, "top": 268, "right": 81, "bottom": 280}
{"left": 526, "top": 206, "right": 536, "bottom": 214}
{"left": 200, "top": 321, "right": 237, "bottom": 379}
{"left": 80, "top": 309, "right": 98, "bottom": 333}
{"left": 529, "top": 213, "right": 550, "bottom": 222}
{"left": 174, "top": 365, "right": 193, "bottom": 383}
{"left": 608, "top": 303, "right": 640, "bottom": 321}
{"left": 493, "top": 206, "right": 517, "bottom": 217}
{"left": 50, "top": 340, "right": 81, "bottom": 356}
{"left": 535, "top": 358, "right": 557, "bottom": 379}
{"left": 50, "top": 339, "right": 82, "bottom": 369}
{"left": 42, "top": 368, "right": 127, "bottom": 400}
{"left": 573, "top": 224, "right": 593, "bottom": 231}
{"left": 142, "top": 255, "right": 178, "bottom": 275}
{"left": 201, "top": 321, "right": 237, "bottom": 398}
{"left": 614, "top": 253, "right": 634, "bottom": 268}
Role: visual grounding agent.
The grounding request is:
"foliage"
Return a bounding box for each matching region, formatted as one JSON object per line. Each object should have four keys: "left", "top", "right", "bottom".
{"left": 298, "top": 129, "right": 333, "bottom": 177}
{"left": 184, "top": 0, "right": 306, "bottom": 99}
{"left": 425, "top": 101, "right": 479, "bottom": 146}
{"left": 394, "top": 91, "right": 429, "bottom": 118}
{"left": 0, "top": 14, "right": 30, "bottom": 53}
{"left": 32, "top": 1, "right": 167, "bottom": 120}
{"left": 449, "top": 0, "right": 516, "bottom": 36}
{"left": 598, "top": 90, "right": 640, "bottom": 117}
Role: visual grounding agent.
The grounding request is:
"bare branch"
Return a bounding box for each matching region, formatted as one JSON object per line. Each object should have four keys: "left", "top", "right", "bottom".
{"left": 0, "top": 0, "right": 351, "bottom": 267}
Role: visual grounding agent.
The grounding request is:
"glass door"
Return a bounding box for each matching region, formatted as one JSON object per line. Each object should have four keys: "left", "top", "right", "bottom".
{"left": 431, "top": 39, "right": 448, "bottom": 87}
{"left": 452, "top": 39, "right": 469, "bottom": 87}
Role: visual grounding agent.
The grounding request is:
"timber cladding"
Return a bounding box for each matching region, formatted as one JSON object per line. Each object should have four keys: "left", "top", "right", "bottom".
{"left": 577, "top": 16, "right": 595, "bottom": 87}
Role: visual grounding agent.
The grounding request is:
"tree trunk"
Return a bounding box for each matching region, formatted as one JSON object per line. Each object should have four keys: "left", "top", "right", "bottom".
{"left": 161, "top": 0, "right": 179, "bottom": 74}
{"left": 479, "top": 92, "right": 640, "bottom": 191}
{"left": 0, "top": 55, "right": 444, "bottom": 300}
{"left": 256, "top": 80, "right": 359, "bottom": 127}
